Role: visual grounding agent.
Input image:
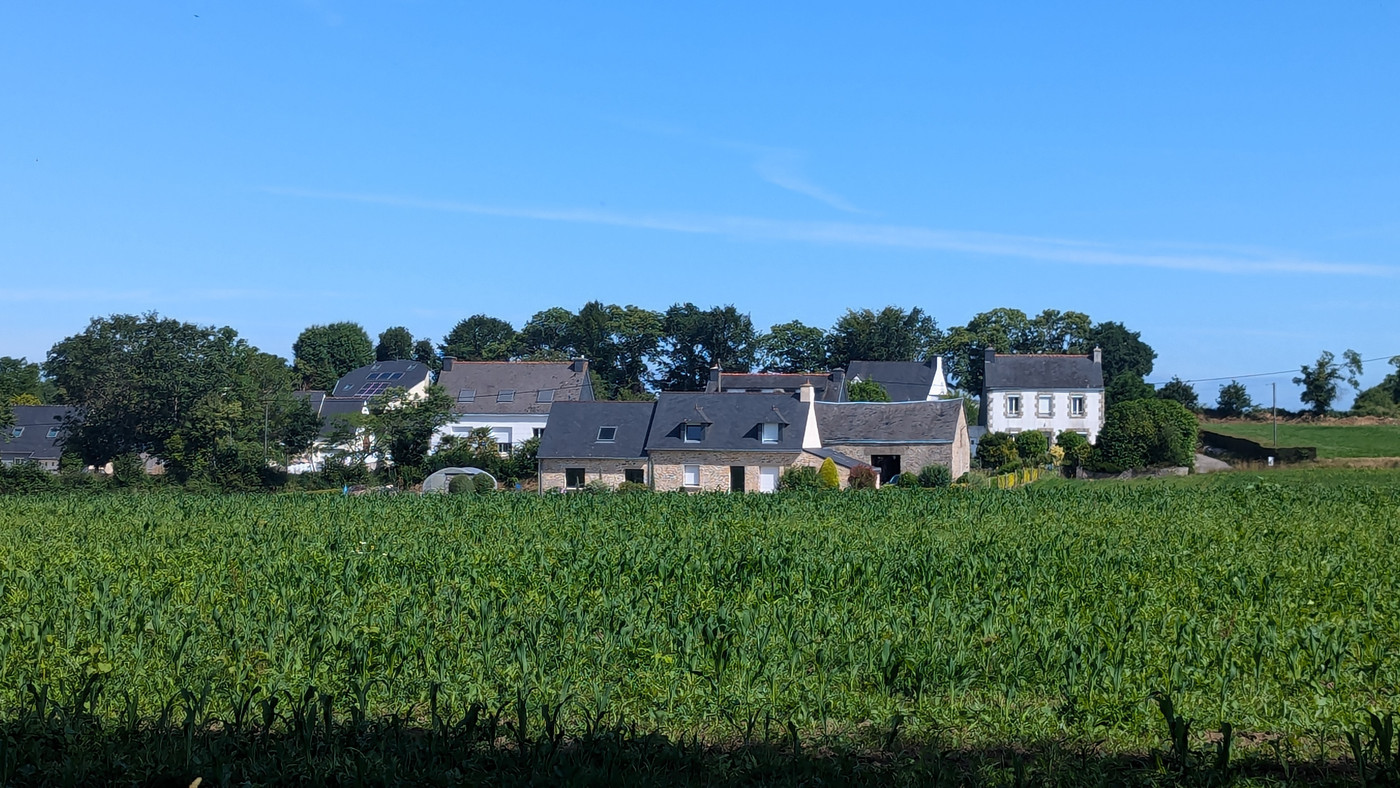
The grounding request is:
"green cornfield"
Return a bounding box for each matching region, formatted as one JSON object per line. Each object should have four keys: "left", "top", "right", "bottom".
{"left": 2, "top": 470, "right": 1398, "bottom": 757}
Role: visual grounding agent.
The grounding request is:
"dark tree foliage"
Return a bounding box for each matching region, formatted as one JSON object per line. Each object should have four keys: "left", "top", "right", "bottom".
{"left": 916, "top": 463, "right": 952, "bottom": 488}
{"left": 826, "top": 307, "right": 940, "bottom": 369}
{"left": 571, "top": 302, "right": 663, "bottom": 399}
{"left": 1085, "top": 322, "right": 1156, "bottom": 382}
{"left": 847, "top": 380, "right": 890, "bottom": 402}
{"left": 1294, "top": 349, "right": 1363, "bottom": 416}
{"left": 1351, "top": 358, "right": 1400, "bottom": 416}
{"left": 1105, "top": 372, "right": 1156, "bottom": 407}
{"left": 358, "top": 385, "right": 455, "bottom": 484}
{"left": 518, "top": 307, "right": 578, "bottom": 360}
{"left": 758, "top": 321, "right": 828, "bottom": 373}
{"left": 1055, "top": 430, "right": 1092, "bottom": 470}
{"left": 656, "top": 304, "right": 757, "bottom": 391}
{"left": 1156, "top": 377, "right": 1199, "bottom": 411}
{"left": 1092, "top": 399, "right": 1197, "bottom": 472}
{"left": 1013, "top": 430, "right": 1049, "bottom": 466}
{"left": 0, "top": 356, "right": 47, "bottom": 405}
{"left": 293, "top": 322, "right": 374, "bottom": 391}
{"left": 375, "top": 326, "right": 415, "bottom": 362}
{"left": 1215, "top": 381, "right": 1255, "bottom": 417}
{"left": 975, "top": 431, "right": 1019, "bottom": 471}
{"left": 937, "top": 308, "right": 1095, "bottom": 394}
{"left": 778, "top": 465, "right": 822, "bottom": 491}
{"left": 440, "top": 315, "right": 518, "bottom": 362}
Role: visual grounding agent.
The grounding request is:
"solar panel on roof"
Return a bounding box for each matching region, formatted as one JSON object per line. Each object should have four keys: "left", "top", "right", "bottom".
{"left": 356, "top": 382, "right": 391, "bottom": 397}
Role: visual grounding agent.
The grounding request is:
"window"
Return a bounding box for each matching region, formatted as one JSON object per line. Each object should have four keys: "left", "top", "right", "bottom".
{"left": 47, "top": 427, "right": 60, "bottom": 438}
{"left": 1070, "top": 395, "right": 1086, "bottom": 417}
{"left": 761, "top": 423, "right": 780, "bottom": 443}
{"left": 10, "top": 427, "right": 22, "bottom": 438}
{"left": 730, "top": 466, "right": 746, "bottom": 492}
{"left": 537, "top": 389, "right": 555, "bottom": 404}
{"left": 1005, "top": 394, "right": 1022, "bottom": 417}
{"left": 497, "top": 390, "right": 515, "bottom": 402}
{"left": 684, "top": 424, "right": 704, "bottom": 443}
{"left": 565, "top": 468, "right": 585, "bottom": 489}
{"left": 870, "top": 455, "right": 901, "bottom": 484}
{"left": 596, "top": 426, "right": 617, "bottom": 442}
{"left": 457, "top": 389, "right": 476, "bottom": 403}
{"left": 388, "top": 372, "right": 403, "bottom": 380}
{"left": 624, "top": 468, "right": 645, "bottom": 484}
{"left": 497, "top": 442, "right": 512, "bottom": 454}
{"left": 683, "top": 465, "right": 700, "bottom": 486}
{"left": 1037, "top": 394, "right": 1053, "bottom": 417}
{"left": 533, "top": 427, "right": 545, "bottom": 439}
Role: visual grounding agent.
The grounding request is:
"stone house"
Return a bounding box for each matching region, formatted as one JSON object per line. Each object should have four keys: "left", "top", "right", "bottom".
{"left": 537, "top": 400, "right": 655, "bottom": 490}
{"left": 815, "top": 398, "right": 970, "bottom": 483}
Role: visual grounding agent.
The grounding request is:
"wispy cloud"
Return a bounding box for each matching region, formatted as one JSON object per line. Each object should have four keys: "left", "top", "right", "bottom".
{"left": 266, "top": 187, "right": 1398, "bottom": 278}
{"left": 0, "top": 287, "right": 334, "bottom": 303}
{"left": 750, "top": 149, "right": 866, "bottom": 214}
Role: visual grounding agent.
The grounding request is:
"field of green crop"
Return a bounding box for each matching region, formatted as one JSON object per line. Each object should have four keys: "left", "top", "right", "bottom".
{"left": 2, "top": 472, "right": 1400, "bottom": 782}
{"left": 1204, "top": 421, "right": 1400, "bottom": 458}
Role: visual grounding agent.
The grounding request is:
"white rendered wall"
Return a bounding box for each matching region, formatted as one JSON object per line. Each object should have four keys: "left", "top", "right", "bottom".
{"left": 436, "top": 413, "right": 550, "bottom": 450}
{"left": 984, "top": 389, "right": 1105, "bottom": 444}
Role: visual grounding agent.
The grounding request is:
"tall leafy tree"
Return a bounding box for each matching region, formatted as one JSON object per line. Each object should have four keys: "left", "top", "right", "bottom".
{"left": 656, "top": 304, "right": 757, "bottom": 391}
{"left": 1215, "top": 381, "right": 1255, "bottom": 417}
{"left": 598, "top": 304, "right": 663, "bottom": 398}
{"left": 440, "top": 315, "right": 517, "bottom": 361}
{"left": 1027, "top": 309, "right": 1094, "bottom": 353}
{"left": 412, "top": 339, "right": 441, "bottom": 372}
{"left": 375, "top": 326, "right": 415, "bottom": 361}
{"left": 1156, "top": 377, "right": 1200, "bottom": 411}
{"left": 1085, "top": 321, "right": 1156, "bottom": 382}
{"left": 937, "top": 308, "right": 1034, "bottom": 394}
{"left": 1294, "top": 349, "right": 1363, "bottom": 415}
{"left": 758, "top": 321, "right": 828, "bottom": 373}
{"left": 1105, "top": 372, "right": 1156, "bottom": 407}
{"left": 293, "top": 322, "right": 373, "bottom": 391}
{"left": 0, "top": 357, "right": 46, "bottom": 404}
{"left": 518, "top": 307, "right": 578, "bottom": 360}
{"left": 357, "top": 385, "right": 454, "bottom": 482}
{"left": 826, "top": 306, "right": 940, "bottom": 368}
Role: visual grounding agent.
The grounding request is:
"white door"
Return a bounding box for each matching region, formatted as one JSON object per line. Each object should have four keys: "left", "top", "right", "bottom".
{"left": 758, "top": 466, "right": 780, "bottom": 493}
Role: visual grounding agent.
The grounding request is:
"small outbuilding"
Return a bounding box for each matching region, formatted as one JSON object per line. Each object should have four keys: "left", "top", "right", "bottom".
{"left": 421, "top": 466, "right": 496, "bottom": 494}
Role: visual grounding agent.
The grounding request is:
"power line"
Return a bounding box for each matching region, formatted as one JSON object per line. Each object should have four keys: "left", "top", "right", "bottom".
{"left": 1148, "top": 354, "right": 1399, "bottom": 387}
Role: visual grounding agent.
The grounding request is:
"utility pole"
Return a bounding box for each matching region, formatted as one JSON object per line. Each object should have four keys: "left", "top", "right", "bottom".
{"left": 1272, "top": 382, "right": 1277, "bottom": 448}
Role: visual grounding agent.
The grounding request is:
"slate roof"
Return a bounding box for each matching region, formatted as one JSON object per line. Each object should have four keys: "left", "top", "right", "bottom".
{"left": 806, "top": 447, "right": 865, "bottom": 468}
{"left": 294, "top": 391, "right": 368, "bottom": 437}
{"left": 645, "top": 392, "right": 810, "bottom": 452}
{"left": 537, "top": 401, "right": 657, "bottom": 459}
{"left": 814, "top": 399, "right": 964, "bottom": 445}
{"left": 438, "top": 359, "right": 594, "bottom": 415}
{"left": 983, "top": 354, "right": 1103, "bottom": 390}
{"left": 330, "top": 360, "right": 433, "bottom": 399}
{"left": 707, "top": 371, "right": 846, "bottom": 402}
{"left": 845, "top": 360, "right": 942, "bottom": 402}
{"left": 1, "top": 405, "right": 70, "bottom": 464}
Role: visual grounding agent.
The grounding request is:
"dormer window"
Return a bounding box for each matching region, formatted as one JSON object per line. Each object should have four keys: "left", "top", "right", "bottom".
{"left": 761, "top": 423, "right": 780, "bottom": 443}
{"left": 497, "top": 390, "right": 515, "bottom": 403}
{"left": 684, "top": 424, "right": 704, "bottom": 443}
{"left": 597, "top": 426, "right": 617, "bottom": 442}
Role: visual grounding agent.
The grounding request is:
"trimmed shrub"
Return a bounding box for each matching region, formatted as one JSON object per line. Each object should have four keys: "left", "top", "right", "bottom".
{"left": 848, "top": 464, "right": 878, "bottom": 489}
{"left": 780, "top": 465, "right": 822, "bottom": 491}
{"left": 817, "top": 457, "right": 841, "bottom": 489}
{"left": 894, "top": 472, "right": 923, "bottom": 489}
{"left": 1092, "top": 399, "right": 1198, "bottom": 471}
{"left": 1056, "top": 431, "right": 1092, "bottom": 470}
{"left": 917, "top": 464, "right": 952, "bottom": 489}
{"left": 1013, "top": 431, "right": 1049, "bottom": 466}
{"left": 447, "top": 474, "right": 475, "bottom": 494}
{"left": 473, "top": 473, "right": 497, "bottom": 493}
{"left": 616, "top": 480, "right": 650, "bottom": 494}
{"left": 976, "top": 432, "right": 1019, "bottom": 470}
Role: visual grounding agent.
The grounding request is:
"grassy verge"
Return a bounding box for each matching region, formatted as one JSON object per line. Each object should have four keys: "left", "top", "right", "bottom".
{"left": 1202, "top": 421, "right": 1400, "bottom": 458}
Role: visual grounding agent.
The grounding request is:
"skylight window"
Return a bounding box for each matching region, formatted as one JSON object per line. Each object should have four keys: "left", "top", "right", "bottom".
{"left": 537, "top": 389, "right": 555, "bottom": 403}
{"left": 497, "top": 390, "right": 515, "bottom": 402}
{"left": 457, "top": 389, "right": 476, "bottom": 403}
{"left": 388, "top": 372, "right": 403, "bottom": 380}
{"left": 10, "top": 427, "right": 22, "bottom": 438}
{"left": 597, "top": 426, "right": 617, "bottom": 442}
{"left": 47, "top": 427, "right": 60, "bottom": 438}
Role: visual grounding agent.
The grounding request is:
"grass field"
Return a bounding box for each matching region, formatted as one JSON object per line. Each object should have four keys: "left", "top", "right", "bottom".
{"left": 3, "top": 472, "right": 1400, "bottom": 784}
{"left": 1203, "top": 421, "right": 1400, "bottom": 458}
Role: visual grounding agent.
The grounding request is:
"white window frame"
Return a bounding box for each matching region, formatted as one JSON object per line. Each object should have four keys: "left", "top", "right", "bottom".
{"left": 1070, "top": 395, "right": 1086, "bottom": 417}
{"left": 596, "top": 426, "right": 617, "bottom": 442}
{"left": 1005, "top": 394, "right": 1022, "bottom": 417}
{"left": 684, "top": 424, "right": 704, "bottom": 443}
{"left": 761, "top": 422, "right": 780, "bottom": 444}
{"left": 1036, "top": 394, "right": 1054, "bottom": 417}
{"left": 682, "top": 464, "right": 700, "bottom": 486}
{"left": 47, "top": 427, "right": 60, "bottom": 438}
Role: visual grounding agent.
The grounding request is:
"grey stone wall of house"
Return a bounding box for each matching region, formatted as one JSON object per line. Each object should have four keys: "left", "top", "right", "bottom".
{"left": 539, "top": 458, "right": 649, "bottom": 491}
{"left": 646, "top": 450, "right": 824, "bottom": 492}
{"left": 820, "top": 441, "right": 967, "bottom": 480}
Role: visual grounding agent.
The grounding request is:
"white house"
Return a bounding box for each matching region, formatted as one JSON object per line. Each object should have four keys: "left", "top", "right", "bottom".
{"left": 979, "top": 348, "right": 1106, "bottom": 443}
{"left": 435, "top": 358, "right": 594, "bottom": 452}
{"left": 288, "top": 360, "right": 433, "bottom": 473}
{"left": 845, "top": 358, "right": 949, "bottom": 401}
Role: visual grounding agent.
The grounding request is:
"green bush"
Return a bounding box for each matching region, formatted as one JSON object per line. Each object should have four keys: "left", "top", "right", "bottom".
{"left": 1055, "top": 431, "right": 1092, "bottom": 470}
{"left": 0, "top": 461, "right": 56, "bottom": 495}
{"left": 1013, "top": 431, "right": 1049, "bottom": 466}
{"left": 473, "top": 473, "right": 497, "bottom": 493}
{"left": 779, "top": 465, "right": 822, "bottom": 491}
{"left": 976, "top": 432, "right": 1019, "bottom": 470}
{"left": 848, "top": 464, "right": 878, "bottom": 489}
{"left": 447, "top": 474, "right": 475, "bottom": 495}
{"left": 1092, "top": 399, "right": 1198, "bottom": 472}
{"left": 917, "top": 464, "right": 952, "bottom": 488}
{"left": 616, "top": 480, "right": 650, "bottom": 494}
{"left": 817, "top": 457, "right": 841, "bottom": 489}
{"left": 895, "top": 472, "right": 923, "bottom": 489}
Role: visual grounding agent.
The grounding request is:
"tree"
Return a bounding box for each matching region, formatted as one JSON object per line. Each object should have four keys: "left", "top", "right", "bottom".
{"left": 518, "top": 307, "right": 578, "bottom": 360}
{"left": 826, "top": 306, "right": 940, "bottom": 368}
{"left": 1105, "top": 372, "right": 1156, "bottom": 407}
{"left": 1014, "top": 430, "right": 1049, "bottom": 466}
{"left": 1351, "top": 357, "right": 1400, "bottom": 417}
{"left": 293, "top": 322, "right": 373, "bottom": 391}
{"left": 375, "top": 326, "right": 415, "bottom": 361}
{"left": 917, "top": 463, "right": 953, "bottom": 488}
{"left": 412, "top": 339, "right": 441, "bottom": 372}
{"left": 976, "top": 431, "right": 1020, "bottom": 470}
{"left": 1294, "top": 349, "right": 1363, "bottom": 416}
{"left": 758, "top": 321, "right": 828, "bottom": 373}
{"left": 817, "top": 457, "right": 841, "bottom": 489}
{"left": 1084, "top": 321, "right": 1156, "bottom": 382}
{"left": 937, "top": 308, "right": 1032, "bottom": 393}
{"left": 1026, "top": 310, "right": 1094, "bottom": 354}
{"left": 1215, "top": 381, "right": 1255, "bottom": 417}
{"left": 1156, "top": 377, "right": 1199, "bottom": 411}
{"left": 847, "top": 380, "right": 891, "bottom": 402}
{"left": 656, "top": 304, "right": 757, "bottom": 391}
{"left": 1092, "top": 399, "right": 1197, "bottom": 471}
{"left": 0, "top": 357, "right": 46, "bottom": 404}
{"left": 1055, "top": 431, "right": 1092, "bottom": 471}
{"left": 440, "top": 315, "right": 518, "bottom": 361}
{"left": 359, "top": 385, "right": 455, "bottom": 482}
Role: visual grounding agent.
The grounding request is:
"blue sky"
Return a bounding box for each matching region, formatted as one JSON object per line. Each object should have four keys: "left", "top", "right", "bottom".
{"left": 3, "top": 2, "right": 1398, "bottom": 407}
